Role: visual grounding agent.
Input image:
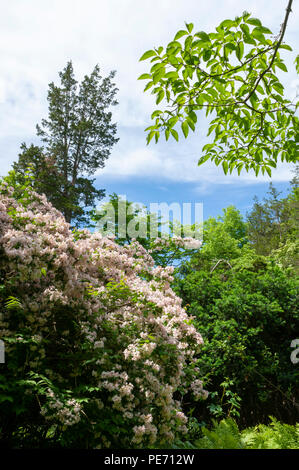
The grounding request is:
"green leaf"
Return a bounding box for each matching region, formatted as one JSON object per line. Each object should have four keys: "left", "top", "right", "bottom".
{"left": 176, "top": 93, "right": 187, "bottom": 105}
{"left": 151, "top": 62, "right": 164, "bottom": 73}
{"left": 185, "top": 22, "right": 194, "bottom": 33}
{"left": 251, "top": 28, "right": 266, "bottom": 44}
{"left": 168, "top": 116, "right": 179, "bottom": 128}
{"left": 192, "top": 39, "right": 207, "bottom": 50}
{"left": 144, "top": 81, "right": 154, "bottom": 92}
{"left": 139, "top": 50, "right": 157, "bottom": 61}
{"left": 236, "top": 42, "right": 244, "bottom": 60}
{"left": 168, "top": 55, "right": 180, "bottom": 66}
{"left": 246, "top": 17, "right": 262, "bottom": 27}
{"left": 156, "top": 90, "right": 165, "bottom": 104}
{"left": 146, "top": 130, "right": 155, "bottom": 144}
{"left": 279, "top": 44, "right": 292, "bottom": 51}
{"left": 272, "top": 83, "right": 284, "bottom": 94}
{"left": 188, "top": 110, "right": 197, "bottom": 123}
{"left": 203, "top": 49, "right": 212, "bottom": 61}
{"left": 166, "top": 41, "right": 182, "bottom": 55}
{"left": 206, "top": 87, "right": 218, "bottom": 99}
{"left": 200, "top": 92, "right": 213, "bottom": 103}
{"left": 195, "top": 31, "right": 210, "bottom": 42}
{"left": 207, "top": 123, "right": 217, "bottom": 136}
{"left": 229, "top": 162, "right": 235, "bottom": 173}
{"left": 151, "top": 110, "right": 162, "bottom": 119}
{"left": 214, "top": 77, "right": 226, "bottom": 84}
{"left": 181, "top": 120, "right": 189, "bottom": 138}
{"left": 153, "top": 68, "right": 165, "bottom": 84}
{"left": 185, "top": 35, "right": 193, "bottom": 50}
{"left": 255, "top": 26, "right": 272, "bottom": 34}
{"left": 256, "top": 85, "right": 265, "bottom": 94}
{"left": 0, "top": 396, "right": 14, "bottom": 404}
{"left": 220, "top": 19, "right": 236, "bottom": 29}
{"left": 171, "top": 129, "right": 179, "bottom": 141}
{"left": 249, "top": 93, "right": 259, "bottom": 109}
{"left": 138, "top": 73, "right": 152, "bottom": 80}
{"left": 174, "top": 30, "right": 188, "bottom": 40}
{"left": 275, "top": 62, "right": 288, "bottom": 73}
{"left": 198, "top": 154, "right": 210, "bottom": 165}
{"left": 225, "top": 42, "right": 236, "bottom": 52}
{"left": 237, "top": 163, "right": 244, "bottom": 175}
{"left": 187, "top": 118, "right": 195, "bottom": 131}
{"left": 243, "top": 34, "right": 256, "bottom": 45}
{"left": 165, "top": 71, "right": 179, "bottom": 79}
{"left": 240, "top": 24, "right": 250, "bottom": 35}
{"left": 222, "top": 161, "right": 229, "bottom": 174}
{"left": 265, "top": 166, "right": 272, "bottom": 177}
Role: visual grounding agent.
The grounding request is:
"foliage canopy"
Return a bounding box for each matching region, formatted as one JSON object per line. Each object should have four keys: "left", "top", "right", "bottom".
{"left": 139, "top": 4, "right": 299, "bottom": 175}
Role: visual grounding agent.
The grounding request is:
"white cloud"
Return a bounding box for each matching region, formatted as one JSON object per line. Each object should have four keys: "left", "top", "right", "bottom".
{"left": 98, "top": 136, "right": 295, "bottom": 184}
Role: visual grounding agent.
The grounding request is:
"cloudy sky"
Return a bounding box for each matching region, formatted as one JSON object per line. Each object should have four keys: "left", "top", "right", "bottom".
{"left": 0, "top": 0, "right": 298, "bottom": 220}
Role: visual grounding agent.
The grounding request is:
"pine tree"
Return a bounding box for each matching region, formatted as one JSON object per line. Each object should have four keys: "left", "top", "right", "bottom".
{"left": 13, "top": 61, "right": 118, "bottom": 226}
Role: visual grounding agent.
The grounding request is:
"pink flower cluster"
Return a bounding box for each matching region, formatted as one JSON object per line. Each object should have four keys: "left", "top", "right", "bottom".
{"left": 0, "top": 181, "right": 207, "bottom": 447}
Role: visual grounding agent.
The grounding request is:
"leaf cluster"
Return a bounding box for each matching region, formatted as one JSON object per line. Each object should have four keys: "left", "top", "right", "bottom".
{"left": 139, "top": 12, "right": 299, "bottom": 174}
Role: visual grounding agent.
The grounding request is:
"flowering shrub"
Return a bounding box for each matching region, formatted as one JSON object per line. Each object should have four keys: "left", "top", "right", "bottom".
{"left": 0, "top": 181, "right": 206, "bottom": 448}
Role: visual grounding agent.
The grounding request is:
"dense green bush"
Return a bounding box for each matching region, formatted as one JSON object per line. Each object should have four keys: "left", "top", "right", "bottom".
{"left": 174, "top": 256, "right": 299, "bottom": 427}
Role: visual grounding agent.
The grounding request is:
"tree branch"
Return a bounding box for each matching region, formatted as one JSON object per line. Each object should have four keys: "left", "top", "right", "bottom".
{"left": 245, "top": 0, "right": 293, "bottom": 103}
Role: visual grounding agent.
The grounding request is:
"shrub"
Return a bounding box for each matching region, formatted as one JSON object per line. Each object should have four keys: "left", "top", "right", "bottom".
{"left": 0, "top": 181, "right": 206, "bottom": 448}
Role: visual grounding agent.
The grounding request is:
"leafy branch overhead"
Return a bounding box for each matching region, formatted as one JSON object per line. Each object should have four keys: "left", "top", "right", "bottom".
{"left": 139, "top": 2, "right": 299, "bottom": 176}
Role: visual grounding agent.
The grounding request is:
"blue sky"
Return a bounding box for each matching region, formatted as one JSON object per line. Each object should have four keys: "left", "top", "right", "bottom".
{"left": 0, "top": 0, "right": 298, "bottom": 223}
{"left": 101, "top": 179, "right": 292, "bottom": 223}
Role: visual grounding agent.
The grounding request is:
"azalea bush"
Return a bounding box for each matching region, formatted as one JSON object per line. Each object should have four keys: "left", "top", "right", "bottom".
{"left": 0, "top": 180, "right": 207, "bottom": 448}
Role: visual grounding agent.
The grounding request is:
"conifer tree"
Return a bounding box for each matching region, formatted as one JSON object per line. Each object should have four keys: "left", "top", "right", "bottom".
{"left": 13, "top": 61, "right": 118, "bottom": 225}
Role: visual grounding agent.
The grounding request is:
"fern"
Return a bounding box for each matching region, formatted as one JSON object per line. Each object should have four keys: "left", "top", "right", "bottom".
{"left": 5, "top": 296, "right": 23, "bottom": 310}
{"left": 242, "top": 417, "right": 299, "bottom": 449}
{"left": 195, "top": 418, "right": 245, "bottom": 449}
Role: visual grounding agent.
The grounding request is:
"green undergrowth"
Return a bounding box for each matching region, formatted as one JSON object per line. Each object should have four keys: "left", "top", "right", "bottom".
{"left": 172, "top": 417, "right": 299, "bottom": 449}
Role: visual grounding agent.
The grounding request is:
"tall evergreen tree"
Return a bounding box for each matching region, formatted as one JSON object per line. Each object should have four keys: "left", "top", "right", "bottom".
{"left": 13, "top": 61, "right": 118, "bottom": 226}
